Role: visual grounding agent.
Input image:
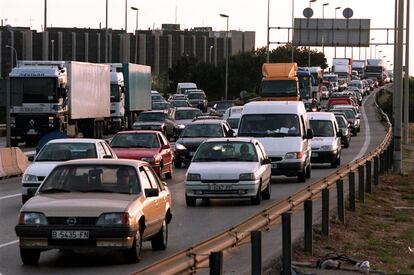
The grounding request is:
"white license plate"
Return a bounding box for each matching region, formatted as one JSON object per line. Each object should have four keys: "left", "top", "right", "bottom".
{"left": 209, "top": 184, "right": 232, "bottom": 191}
{"left": 52, "top": 230, "right": 89, "bottom": 239}
{"left": 312, "top": 153, "right": 318, "bottom": 157}
{"left": 271, "top": 163, "right": 278, "bottom": 169}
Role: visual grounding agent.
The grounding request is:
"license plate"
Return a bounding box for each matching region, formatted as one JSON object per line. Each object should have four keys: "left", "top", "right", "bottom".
{"left": 209, "top": 184, "right": 232, "bottom": 191}
{"left": 52, "top": 230, "right": 89, "bottom": 239}
{"left": 312, "top": 153, "right": 318, "bottom": 157}
{"left": 27, "top": 129, "right": 38, "bottom": 135}
{"left": 271, "top": 163, "right": 278, "bottom": 169}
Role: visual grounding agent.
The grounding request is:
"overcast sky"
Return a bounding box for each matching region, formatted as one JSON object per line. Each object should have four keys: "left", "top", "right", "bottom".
{"left": 1, "top": 0, "right": 413, "bottom": 75}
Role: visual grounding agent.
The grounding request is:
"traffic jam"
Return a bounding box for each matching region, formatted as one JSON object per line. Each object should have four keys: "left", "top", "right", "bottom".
{"left": 9, "top": 59, "right": 381, "bottom": 266}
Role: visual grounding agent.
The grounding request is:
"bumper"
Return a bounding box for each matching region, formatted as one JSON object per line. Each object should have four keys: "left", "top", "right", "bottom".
{"left": 15, "top": 225, "right": 137, "bottom": 250}
{"left": 270, "top": 161, "right": 305, "bottom": 176}
{"left": 311, "top": 150, "right": 338, "bottom": 163}
{"left": 186, "top": 180, "right": 259, "bottom": 198}
{"left": 174, "top": 150, "right": 196, "bottom": 164}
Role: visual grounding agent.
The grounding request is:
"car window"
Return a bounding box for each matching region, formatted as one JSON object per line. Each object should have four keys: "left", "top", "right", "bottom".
{"left": 36, "top": 142, "right": 98, "bottom": 161}
{"left": 100, "top": 142, "right": 112, "bottom": 157}
{"left": 310, "top": 120, "right": 334, "bottom": 137}
{"left": 158, "top": 134, "right": 166, "bottom": 146}
{"left": 193, "top": 142, "right": 258, "bottom": 162}
{"left": 139, "top": 167, "right": 154, "bottom": 190}
{"left": 143, "top": 166, "right": 165, "bottom": 191}
{"left": 255, "top": 143, "right": 264, "bottom": 161}
{"left": 111, "top": 133, "right": 160, "bottom": 148}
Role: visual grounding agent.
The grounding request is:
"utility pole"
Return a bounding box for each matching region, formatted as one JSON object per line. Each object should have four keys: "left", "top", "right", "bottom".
{"left": 403, "top": 0, "right": 410, "bottom": 144}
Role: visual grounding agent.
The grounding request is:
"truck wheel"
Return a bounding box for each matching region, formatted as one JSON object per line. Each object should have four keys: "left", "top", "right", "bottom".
{"left": 20, "top": 248, "right": 40, "bottom": 265}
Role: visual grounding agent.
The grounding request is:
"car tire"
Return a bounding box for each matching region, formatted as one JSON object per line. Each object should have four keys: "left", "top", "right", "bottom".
{"left": 165, "top": 163, "right": 173, "bottom": 179}
{"left": 20, "top": 248, "right": 40, "bottom": 265}
{"left": 353, "top": 130, "right": 357, "bottom": 137}
{"left": 305, "top": 164, "right": 311, "bottom": 179}
{"left": 185, "top": 194, "right": 196, "bottom": 206}
{"left": 330, "top": 158, "right": 338, "bottom": 168}
{"left": 261, "top": 181, "right": 271, "bottom": 200}
{"left": 357, "top": 127, "right": 361, "bottom": 133}
{"left": 344, "top": 140, "right": 350, "bottom": 148}
{"left": 297, "top": 170, "right": 306, "bottom": 182}
{"left": 251, "top": 187, "right": 262, "bottom": 205}
{"left": 123, "top": 228, "right": 142, "bottom": 263}
{"left": 151, "top": 219, "right": 168, "bottom": 251}
{"left": 337, "top": 156, "right": 341, "bottom": 166}
{"left": 174, "top": 160, "right": 182, "bottom": 169}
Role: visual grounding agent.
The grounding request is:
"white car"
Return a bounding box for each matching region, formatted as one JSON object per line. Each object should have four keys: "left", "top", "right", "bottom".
{"left": 222, "top": 106, "right": 244, "bottom": 120}
{"left": 21, "top": 138, "right": 117, "bottom": 204}
{"left": 226, "top": 113, "right": 241, "bottom": 136}
{"left": 321, "top": 86, "right": 330, "bottom": 99}
{"left": 185, "top": 137, "right": 272, "bottom": 206}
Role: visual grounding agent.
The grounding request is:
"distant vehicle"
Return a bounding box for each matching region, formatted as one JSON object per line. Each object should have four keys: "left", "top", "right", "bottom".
{"left": 321, "top": 86, "right": 330, "bottom": 99}
{"left": 168, "top": 94, "right": 188, "bottom": 102}
{"left": 332, "top": 58, "right": 352, "bottom": 84}
{"left": 308, "top": 112, "right": 342, "bottom": 168}
{"left": 176, "top": 82, "right": 197, "bottom": 94}
{"left": 171, "top": 100, "right": 190, "bottom": 108}
{"left": 185, "top": 138, "right": 272, "bottom": 206}
{"left": 174, "top": 119, "right": 234, "bottom": 168}
{"left": 334, "top": 113, "right": 351, "bottom": 148}
{"left": 222, "top": 106, "right": 244, "bottom": 120}
{"left": 322, "top": 73, "right": 339, "bottom": 93}
{"left": 351, "top": 60, "right": 366, "bottom": 78}
{"left": 151, "top": 91, "right": 166, "bottom": 102}
{"left": 174, "top": 107, "right": 203, "bottom": 133}
{"left": 259, "top": 63, "right": 299, "bottom": 101}
{"left": 16, "top": 159, "right": 172, "bottom": 265}
{"left": 152, "top": 101, "right": 174, "bottom": 111}
{"left": 307, "top": 67, "right": 323, "bottom": 102}
{"left": 210, "top": 101, "right": 235, "bottom": 117}
{"left": 297, "top": 68, "right": 313, "bottom": 101}
{"left": 187, "top": 90, "right": 208, "bottom": 112}
{"left": 332, "top": 105, "right": 360, "bottom": 135}
{"left": 110, "top": 130, "right": 173, "bottom": 179}
{"left": 226, "top": 113, "right": 242, "bottom": 136}
{"left": 132, "top": 110, "right": 177, "bottom": 140}
{"left": 365, "top": 59, "right": 386, "bottom": 86}
{"left": 21, "top": 138, "right": 117, "bottom": 204}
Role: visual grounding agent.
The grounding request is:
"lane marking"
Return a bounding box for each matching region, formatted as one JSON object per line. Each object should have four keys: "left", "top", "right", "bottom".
{"left": 0, "top": 193, "right": 21, "bottom": 200}
{"left": 0, "top": 240, "right": 18, "bottom": 248}
{"left": 351, "top": 93, "right": 372, "bottom": 162}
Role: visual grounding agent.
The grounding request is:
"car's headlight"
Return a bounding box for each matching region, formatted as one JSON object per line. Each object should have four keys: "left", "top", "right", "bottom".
{"left": 22, "top": 174, "right": 39, "bottom": 182}
{"left": 18, "top": 212, "right": 48, "bottom": 225}
{"left": 141, "top": 157, "right": 156, "bottom": 163}
{"left": 178, "top": 124, "right": 186, "bottom": 129}
{"left": 175, "top": 143, "right": 187, "bottom": 150}
{"left": 239, "top": 173, "right": 255, "bottom": 181}
{"left": 97, "top": 213, "right": 130, "bottom": 225}
{"left": 321, "top": 145, "right": 333, "bottom": 151}
{"left": 285, "top": 152, "right": 303, "bottom": 160}
{"left": 186, "top": 173, "right": 201, "bottom": 181}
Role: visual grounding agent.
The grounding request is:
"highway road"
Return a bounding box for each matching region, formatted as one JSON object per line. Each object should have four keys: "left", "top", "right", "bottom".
{"left": 0, "top": 91, "right": 387, "bottom": 274}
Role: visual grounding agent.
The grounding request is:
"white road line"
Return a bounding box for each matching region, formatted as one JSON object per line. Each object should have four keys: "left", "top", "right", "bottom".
{"left": 0, "top": 193, "right": 21, "bottom": 200}
{"left": 0, "top": 240, "right": 18, "bottom": 248}
{"left": 351, "top": 93, "right": 372, "bottom": 162}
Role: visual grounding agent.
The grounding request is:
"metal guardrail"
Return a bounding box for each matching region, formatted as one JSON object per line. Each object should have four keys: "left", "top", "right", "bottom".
{"left": 134, "top": 89, "right": 393, "bottom": 275}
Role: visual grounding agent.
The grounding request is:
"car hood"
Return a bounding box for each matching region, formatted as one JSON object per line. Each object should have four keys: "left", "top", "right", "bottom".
{"left": 112, "top": 148, "right": 159, "bottom": 160}
{"left": 176, "top": 137, "right": 210, "bottom": 148}
{"left": 310, "top": 137, "right": 336, "bottom": 148}
{"left": 133, "top": 121, "right": 163, "bottom": 126}
{"left": 22, "top": 193, "right": 137, "bottom": 217}
{"left": 175, "top": 119, "right": 193, "bottom": 126}
{"left": 24, "top": 161, "right": 61, "bottom": 178}
{"left": 188, "top": 162, "right": 259, "bottom": 179}
{"left": 255, "top": 137, "right": 304, "bottom": 157}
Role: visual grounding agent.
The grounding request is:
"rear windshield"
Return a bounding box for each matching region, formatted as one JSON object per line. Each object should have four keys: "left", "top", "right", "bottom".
{"left": 36, "top": 143, "right": 97, "bottom": 161}
{"left": 238, "top": 114, "right": 301, "bottom": 137}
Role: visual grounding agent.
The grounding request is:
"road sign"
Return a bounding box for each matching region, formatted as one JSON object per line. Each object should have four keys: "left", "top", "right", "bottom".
{"left": 343, "top": 8, "right": 354, "bottom": 19}
{"left": 303, "top": 8, "right": 313, "bottom": 18}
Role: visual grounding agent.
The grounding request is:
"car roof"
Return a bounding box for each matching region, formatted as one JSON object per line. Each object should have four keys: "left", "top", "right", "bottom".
{"left": 47, "top": 138, "right": 104, "bottom": 144}
{"left": 189, "top": 119, "right": 225, "bottom": 125}
{"left": 243, "top": 101, "right": 306, "bottom": 114}
{"left": 175, "top": 107, "right": 200, "bottom": 111}
{"left": 141, "top": 110, "right": 168, "bottom": 114}
{"left": 56, "top": 158, "right": 145, "bottom": 166}
{"left": 115, "top": 130, "right": 161, "bottom": 135}
{"left": 332, "top": 105, "right": 356, "bottom": 109}
{"left": 204, "top": 137, "right": 255, "bottom": 143}
{"left": 308, "top": 112, "right": 335, "bottom": 120}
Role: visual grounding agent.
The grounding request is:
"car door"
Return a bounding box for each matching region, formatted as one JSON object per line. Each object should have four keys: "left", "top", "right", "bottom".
{"left": 158, "top": 133, "right": 172, "bottom": 169}
{"left": 143, "top": 166, "right": 167, "bottom": 228}
{"left": 139, "top": 167, "right": 161, "bottom": 237}
{"left": 255, "top": 142, "right": 271, "bottom": 189}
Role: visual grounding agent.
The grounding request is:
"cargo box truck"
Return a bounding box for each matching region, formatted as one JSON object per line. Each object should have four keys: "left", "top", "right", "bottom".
{"left": 9, "top": 61, "right": 110, "bottom": 146}
{"left": 259, "top": 63, "right": 299, "bottom": 101}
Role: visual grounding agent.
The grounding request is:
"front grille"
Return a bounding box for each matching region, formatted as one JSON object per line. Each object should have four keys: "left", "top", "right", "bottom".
{"left": 270, "top": 157, "right": 283, "bottom": 162}
{"left": 201, "top": 179, "right": 239, "bottom": 183}
{"left": 47, "top": 217, "right": 98, "bottom": 226}
{"left": 16, "top": 115, "right": 50, "bottom": 129}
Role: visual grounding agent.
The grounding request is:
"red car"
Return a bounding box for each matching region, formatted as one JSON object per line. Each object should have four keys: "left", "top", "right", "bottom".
{"left": 110, "top": 130, "right": 174, "bottom": 179}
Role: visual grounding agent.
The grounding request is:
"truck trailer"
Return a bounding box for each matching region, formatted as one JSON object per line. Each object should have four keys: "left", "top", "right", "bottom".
{"left": 9, "top": 61, "right": 110, "bottom": 146}
{"left": 259, "top": 63, "right": 299, "bottom": 101}
{"left": 365, "top": 59, "right": 385, "bottom": 85}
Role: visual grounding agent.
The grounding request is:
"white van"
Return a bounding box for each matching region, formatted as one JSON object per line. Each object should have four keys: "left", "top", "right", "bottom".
{"left": 237, "top": 101, "right": 313, "bottom": 182}
{"left": 176, "top": 82, "right": 197, "bottom": 94}
{"left": 308, "top": 112, "right": 342, "bottom": 168}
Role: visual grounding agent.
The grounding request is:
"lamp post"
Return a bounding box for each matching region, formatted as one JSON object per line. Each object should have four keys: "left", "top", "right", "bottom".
{"left": 220, "top": 13, "right": 229, "bottom": 100}
{"left": 209, "top": 45, "right": 214, "bottom": 64}
{"left": 291, "top": 0, "right": 295, "bottom": 62}
{"left": 105, "top": 0, "right": 108, "bottom": 62}
{"left": 308, "top": 0, "right": 317, "bottom": 67}
{"left": 369, "top": 38, "right": 375, "bottom": 58}
{"left": 51, "top": 39, "right": 54, "bottom": 61}
{"left": 334, "top": 7, "right": 341, "bottom": 58}
{"left": 374, "top": 45, "right": 378, "bottom": 59}
{"left": 266, "top": 0, "right": 270, "bottom": 62}
{"left": 131, "top": 6, "right": 138, "bottom": 63}
{"left": 321, "top": 3, "right": 329, "bottom": 55}
{"left": 4, "top": 45, "right": 17, "bottom": 148}
{"left": 377, "top": 49, "right": 382, "bottom": 59}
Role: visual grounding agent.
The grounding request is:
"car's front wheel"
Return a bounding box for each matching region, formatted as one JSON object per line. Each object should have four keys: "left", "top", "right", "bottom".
{"left": 261, "top": 181, "right": 271, "bottom": 200}
{"left": 151, "top": 219, "right": 168, "bottom": 251}
{"left": 165, "top": 163, "right": 173, "bottom": 179}
{"left": 123, "top": 228, "right": 142, "bottom": 263}
{"left": 186, "top": 194, "right": 196, "bottom": 206}
{"left": 251, "top": 187, "right": 262, "bottom": 205}
{"left": 20, "top": 248, "right": 40, "bottom": 265}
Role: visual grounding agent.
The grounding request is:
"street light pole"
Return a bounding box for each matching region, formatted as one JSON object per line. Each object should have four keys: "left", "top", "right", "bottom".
{"left": 51, "top": 39, "right": 54, "bottom": 61}
{"left": 266, "top": 0, "right": 270, "bottom": 62}
{"left": 334, "top": 7, "right": 341, "bottom": 58}
{"left": 209, "top": 45, "right": 213, "bottom": 64}
{"left": 4, "top": 45, "right": 17, "bottom": 148}
{"left": 105, "top": 0, "right": 108, "bottom": 62}
{"left": 308, "top": 0, "right": 317, "bottom": 67}
{"left": 321, "top": 3, "right": 329, "bottom": 55}
{"left": 403, "top": 0, "right": 410, "bottom": 144}
{"left": 291, "top": 0, "right": 295, "bottom": 62}
{"left": 131, "top": 7, "right": 138, "bottom": 63}
{"left": 220, "top": 14, "right": 229, "bottom": 100}
{"left": 370, "top": 38, "right": 375, "bottom": 58}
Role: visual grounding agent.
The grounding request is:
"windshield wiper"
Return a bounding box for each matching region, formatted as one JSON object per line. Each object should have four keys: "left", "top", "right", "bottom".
{"left": 40, "top": 188, "right": 71, "bottom": 193}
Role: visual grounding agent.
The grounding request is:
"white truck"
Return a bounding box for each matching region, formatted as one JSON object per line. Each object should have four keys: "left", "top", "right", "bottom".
{"left": 332, "top": 58, "right": 352, "bottom": 91}
{"left": 9, "top": 61, "right": 110, "bottom": 146}
{"left": 351, "top": 60, "right": 366, "bottom": 78}
{"left": 108, "top": 63, "right": 152, "bottom": 132}
{"left": 365, "top": 59, "right": 385, "bottom": 86}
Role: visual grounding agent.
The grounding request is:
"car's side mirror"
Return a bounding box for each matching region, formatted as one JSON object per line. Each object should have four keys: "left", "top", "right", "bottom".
{"left": 145, "top": 188, "right": 159, "bottom": 197}
{"left": 337, "top": 130, "right": 343, "bottom": 138}
{"left": 261, "top": 158, "right": 271, "bottom": 165}
{"left": 306, "top": 129, "right": 314, "bottom": 139}
{"left": 28, "top": 156, "right": 35, "bottom": 162}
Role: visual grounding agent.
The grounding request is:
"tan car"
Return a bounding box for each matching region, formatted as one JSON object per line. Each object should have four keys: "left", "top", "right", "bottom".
{"left": 15, "top": 159, "right": 172, "bottom": 265}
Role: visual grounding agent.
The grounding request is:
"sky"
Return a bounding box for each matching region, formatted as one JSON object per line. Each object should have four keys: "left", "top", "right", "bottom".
{"left": 1, "top": 0, "right": 413, "bottom": 75}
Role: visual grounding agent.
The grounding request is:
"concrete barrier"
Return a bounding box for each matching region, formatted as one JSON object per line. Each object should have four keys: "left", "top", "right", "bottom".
{"left": 15, "top": 147, "right": 29, "bottom": 174}
{"left": 0, "top": 147, "right": 28, "bottom": 177}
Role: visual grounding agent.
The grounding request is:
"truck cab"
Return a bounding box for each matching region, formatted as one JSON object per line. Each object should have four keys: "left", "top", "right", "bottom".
{"left": 259, "top": 63, "right": 299, "bottom": 101}
{"left": 109, "top": 64, "right": 125, "bottom": 132}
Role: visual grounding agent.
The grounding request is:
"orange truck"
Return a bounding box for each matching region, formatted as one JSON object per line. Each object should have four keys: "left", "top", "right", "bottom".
{"left": 259, "top": 63, "right": 300, "bottom": 101}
